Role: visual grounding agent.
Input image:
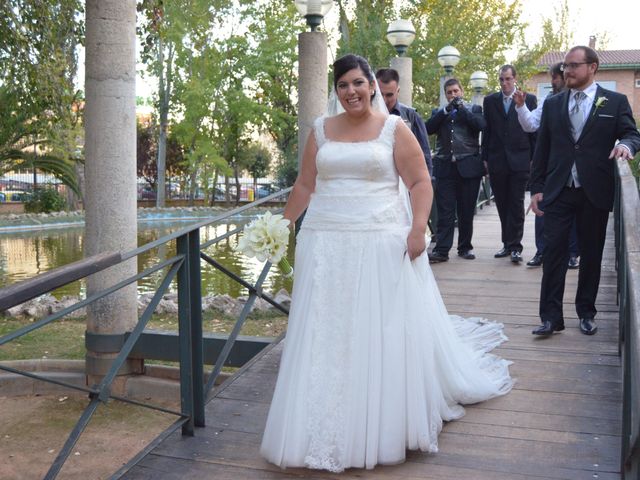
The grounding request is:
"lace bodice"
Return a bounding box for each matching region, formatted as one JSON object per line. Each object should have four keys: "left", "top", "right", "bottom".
{"left": 302, "top": 115, "right": 411, "bottom": 231}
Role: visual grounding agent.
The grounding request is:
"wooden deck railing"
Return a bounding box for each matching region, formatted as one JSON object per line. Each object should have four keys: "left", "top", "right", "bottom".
{"left": 614, "top": 158, "right": 640, "bottom": 480}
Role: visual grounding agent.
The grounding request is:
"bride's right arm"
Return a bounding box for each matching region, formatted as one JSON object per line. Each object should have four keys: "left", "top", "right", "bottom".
{"left": 283, "top": 130, "right": 318, "bottom": 225}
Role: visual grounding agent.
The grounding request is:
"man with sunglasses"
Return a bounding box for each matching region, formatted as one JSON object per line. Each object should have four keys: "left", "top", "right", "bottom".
{"left": 529, "top": 46, "right": 640, "bottom": 336}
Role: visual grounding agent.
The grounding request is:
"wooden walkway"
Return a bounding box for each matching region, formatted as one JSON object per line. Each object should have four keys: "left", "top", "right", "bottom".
{"left": 121, "top": 201, "right": 621, "bottom": 480}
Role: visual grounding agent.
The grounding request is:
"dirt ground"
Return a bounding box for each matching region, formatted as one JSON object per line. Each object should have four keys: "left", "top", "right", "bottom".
{"left": 0, "top": 394, "right": 177, "bottom": 480}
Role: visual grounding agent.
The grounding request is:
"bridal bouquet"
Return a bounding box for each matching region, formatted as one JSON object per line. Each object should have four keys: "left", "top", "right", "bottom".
{"left": 235, "top": 211, "right": 293, "bottom": 277}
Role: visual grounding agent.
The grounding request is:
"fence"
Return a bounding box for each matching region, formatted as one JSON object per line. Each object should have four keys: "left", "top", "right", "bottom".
{"left": 615, "top": 159, "right": 640, "bottom": 480}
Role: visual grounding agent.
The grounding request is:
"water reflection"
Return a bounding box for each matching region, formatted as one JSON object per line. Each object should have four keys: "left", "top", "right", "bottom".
{"left": 0, "top": 218, "right": 294, "bottom": 299}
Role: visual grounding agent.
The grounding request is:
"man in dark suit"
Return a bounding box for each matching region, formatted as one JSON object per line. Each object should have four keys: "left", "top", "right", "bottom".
{"left": 426, "top": 78, "right": 486, "bottom": 263}
{"left": 482, "top": 65, "right": 537, "bottom": 263}
{"left": 530, "top": 46, "right": 640, "bottom": 336}
{"left": 376, "top": 68, "right": 432, "bottom": 174}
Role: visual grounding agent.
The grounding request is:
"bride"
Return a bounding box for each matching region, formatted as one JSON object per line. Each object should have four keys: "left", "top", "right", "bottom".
{"left": 260, "top": 54, "right": 513, "bottom": 473}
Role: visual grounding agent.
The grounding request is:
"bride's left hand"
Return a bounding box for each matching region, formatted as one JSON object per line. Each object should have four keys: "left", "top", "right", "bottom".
{"left": 406, "top": 229, "right": 426, "bottom": 260}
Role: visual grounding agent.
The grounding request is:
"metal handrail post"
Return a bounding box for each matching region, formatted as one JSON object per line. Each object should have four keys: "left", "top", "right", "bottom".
{"left": 176, "top": 233, "right": 195, "bottom": 436}
{"left": 189, "top": 229, "right": 205, "bottom": 427}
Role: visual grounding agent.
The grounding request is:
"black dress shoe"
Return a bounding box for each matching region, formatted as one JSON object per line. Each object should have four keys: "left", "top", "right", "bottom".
{"left": 428, "top": 252, "right": 449, "bottom": 263}
{"left": 579, "top": 317, "right": 597, "bottom": 335}
{"left": 527, "top": 253, "right": 543, "bottom": 267}
{"left": 568, "top": 256, "right": 580, "bottom": 269}
{"left": 510, "top": 251, "right": 523, "bottom": 263}
{"left": 494, "top": 247, "right": 509, "bottom": 258}
{"left": 458, "top": 250, "right": 476, "bottom": 260}
{"left": 532, "top": 320, "right": 564, "bottom": 336}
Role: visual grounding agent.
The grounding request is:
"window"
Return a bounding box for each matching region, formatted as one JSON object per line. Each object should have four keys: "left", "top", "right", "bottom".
{"left": 596, "top": 81, "right": 616, "bottom": 91}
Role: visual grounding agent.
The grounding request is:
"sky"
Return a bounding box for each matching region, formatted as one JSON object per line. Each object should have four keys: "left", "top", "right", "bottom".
{"left": 520, "top": 0, "right": 640, "bottom": 51}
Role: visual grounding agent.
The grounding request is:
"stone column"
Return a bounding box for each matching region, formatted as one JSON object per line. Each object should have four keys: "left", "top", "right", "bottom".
{"left": 390, "top": 56, "right": 413, "bottom": 107}
{"left": 297, "top": 32, "right": 327, "bottom": 170}
{"left": 84, "top": 0, "right": 140, "bottom": 380}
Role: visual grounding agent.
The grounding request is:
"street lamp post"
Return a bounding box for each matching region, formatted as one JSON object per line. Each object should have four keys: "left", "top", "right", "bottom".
{"left": 437, "top": 45, "right": 460, "bottom": 108}
{"left": 294, "top": 0, "right": 332, "bottom": 170}
{"left": 470, "top": 70, "right": 489, "bottom": 106}
{"left": 386, "top": 19, "right": 416, "bottom": 107}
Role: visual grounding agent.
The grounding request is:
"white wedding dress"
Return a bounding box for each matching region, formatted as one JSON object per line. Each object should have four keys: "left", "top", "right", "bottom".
{"left": 260, "top": 114, "right": 513, "bottom": 472}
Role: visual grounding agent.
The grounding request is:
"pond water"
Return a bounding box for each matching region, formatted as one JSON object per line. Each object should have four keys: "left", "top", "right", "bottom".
{"left": 0, "top": 216, "right": 294, "bottom": 299}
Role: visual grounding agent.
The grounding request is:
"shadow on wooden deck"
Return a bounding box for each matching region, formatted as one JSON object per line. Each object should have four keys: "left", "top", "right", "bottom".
{"left": 120, "top": 202, "right": 621, "bottom": 480}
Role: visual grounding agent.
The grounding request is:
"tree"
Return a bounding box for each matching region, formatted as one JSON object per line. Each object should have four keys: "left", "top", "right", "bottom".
{"left": 400, "top": 0, "right": 525, "bottom": 113}
{"left": 330, "top": 0, "right": 566, "bottom": 115}
{"left": 0, "top": 0, "right": 84, "bottom": 195}
{"left": 238, "top": 142, "right": 272, "bottom": 191}
{"left": 335, "top": 0, "right": 397, "bottom": 71}
{"left": 242, "top": 0, "right": 303, "bottom": 165}
{"left": 138, "top": 0, "right": 233, "bottom": 206}
{"left": 136, "top": 120, "right": 186, "bottom": 190}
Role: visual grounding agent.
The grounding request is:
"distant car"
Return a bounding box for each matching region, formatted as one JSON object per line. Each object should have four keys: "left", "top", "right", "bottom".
{"left": 4, "top": 190, "right": 31, "bottom": 202}
{"left": 0, "top": 192, "right": 6, "bottom": 202}
{"left": 256, "top": 185, "right": 273, "bottom": 199}
{"left": 138, "top": 186, "right": 156, "bottom": 200}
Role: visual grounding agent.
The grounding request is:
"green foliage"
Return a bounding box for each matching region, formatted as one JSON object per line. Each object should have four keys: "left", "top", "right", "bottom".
{"left": 137, "top": 120, "right": 186, "bottom": 189}
{"left": 24, "top": 188, "right": 67, "bottom": 214}
{"left": 0, "top": 0, "right": 84, "bottom": 196}
{"left": 401, "top": 0, "right": 524, "bottom": 113}
{"left": 238, "top": 142, "right": 272, "bottom": 181}
{"left": 274, "top": 150, "right": 298, "bottom": 189}
{"left": 335, "top": 0, "right": 397, "bottom": 70}
{"left": 330, "top": 0, "right": 571, "bottom": 115}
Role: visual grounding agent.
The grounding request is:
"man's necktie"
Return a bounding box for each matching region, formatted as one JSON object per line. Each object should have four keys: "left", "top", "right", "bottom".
{"left": 570, "top": 91, "right": 586, "bottom": 141}
{"left": 567, "top": 91, "right": 587, "bottom": 187}
{"left": 503, "top": 96, "right": 511, "bottom": 114}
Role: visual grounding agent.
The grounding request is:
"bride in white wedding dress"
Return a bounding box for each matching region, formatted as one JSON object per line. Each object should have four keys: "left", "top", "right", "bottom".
{"left": 260, "top": 54, "right": 513, "bottom": 473}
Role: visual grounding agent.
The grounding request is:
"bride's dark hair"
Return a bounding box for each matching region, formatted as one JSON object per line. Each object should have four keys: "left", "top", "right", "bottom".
{"left": 333, "top": 54, "right": 375, "bottom": 98}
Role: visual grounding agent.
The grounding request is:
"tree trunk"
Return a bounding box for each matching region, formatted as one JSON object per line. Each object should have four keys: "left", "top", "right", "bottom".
{"left": 156, "top": 41, "right": 173, "bottom": 208}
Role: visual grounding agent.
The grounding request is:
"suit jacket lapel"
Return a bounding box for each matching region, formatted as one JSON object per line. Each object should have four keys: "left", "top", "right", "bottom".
{"left": 492, "top": 93, "right": 503, "bottom": 118}
{"left": 577, "top": 85, "right": 601, "bottom": 142}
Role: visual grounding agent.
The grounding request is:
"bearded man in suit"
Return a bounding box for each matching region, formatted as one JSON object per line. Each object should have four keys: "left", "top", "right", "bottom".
{"left": 529, "top": 46, "right": 640, "bottom": 336}
{"left": 482, "top": 65, "right": 537, "bottom": 264}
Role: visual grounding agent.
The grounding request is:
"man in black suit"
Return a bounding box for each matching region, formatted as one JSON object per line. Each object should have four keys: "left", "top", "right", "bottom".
{"left": 426, "top": 78, "right": 486, "bottom": 263}
{"left": 530, "top": 46, "right": 640, "bottom": 336}
{"left": 482, "top": 65, "right": 537, "bottom": 263}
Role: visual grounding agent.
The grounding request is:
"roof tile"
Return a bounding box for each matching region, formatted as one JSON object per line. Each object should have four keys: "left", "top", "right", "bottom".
{"left": 539, "top": 50, "right": 640, "bottom": 67}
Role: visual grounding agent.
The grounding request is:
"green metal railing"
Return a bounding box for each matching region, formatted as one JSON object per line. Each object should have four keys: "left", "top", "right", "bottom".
{"left": 614, "top": 159, "right": 640, "bottom": 480}
{"left": 0, "top": 188, "right": 291, "bottom": 480}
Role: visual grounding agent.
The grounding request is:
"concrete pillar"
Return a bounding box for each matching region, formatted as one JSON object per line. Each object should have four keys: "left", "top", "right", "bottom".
{"left": 297, "top": 32, "right": 328, "bottom": 169}
{"left": 390, "top": 56, "right": 413, "bottom": 107}
{"left": 84, "top": 0, "right": 140, "bottom": 379}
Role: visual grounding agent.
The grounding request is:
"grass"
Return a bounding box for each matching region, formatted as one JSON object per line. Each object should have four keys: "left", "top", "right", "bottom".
{"left": 0, "top": 309, "right": 288, "bottom": 363}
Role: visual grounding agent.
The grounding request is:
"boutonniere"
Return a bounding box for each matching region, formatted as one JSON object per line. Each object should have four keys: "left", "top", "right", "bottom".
{"left": 593, "top": 96, "right": 608, "bottom": 116}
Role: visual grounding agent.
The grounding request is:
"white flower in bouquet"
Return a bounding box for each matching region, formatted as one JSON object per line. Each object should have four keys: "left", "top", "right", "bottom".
{"left": 235, "top": 211, "right": 293, "bottom": 277}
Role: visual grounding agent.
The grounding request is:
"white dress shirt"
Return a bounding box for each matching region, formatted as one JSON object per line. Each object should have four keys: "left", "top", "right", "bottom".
{"left": 516, "top": 95, "right": 546, "bottom": 132}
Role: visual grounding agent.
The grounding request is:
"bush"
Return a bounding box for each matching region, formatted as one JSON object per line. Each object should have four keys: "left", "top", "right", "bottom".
{"left": 24, "top": 188, "right": 67, "bottom": 213}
